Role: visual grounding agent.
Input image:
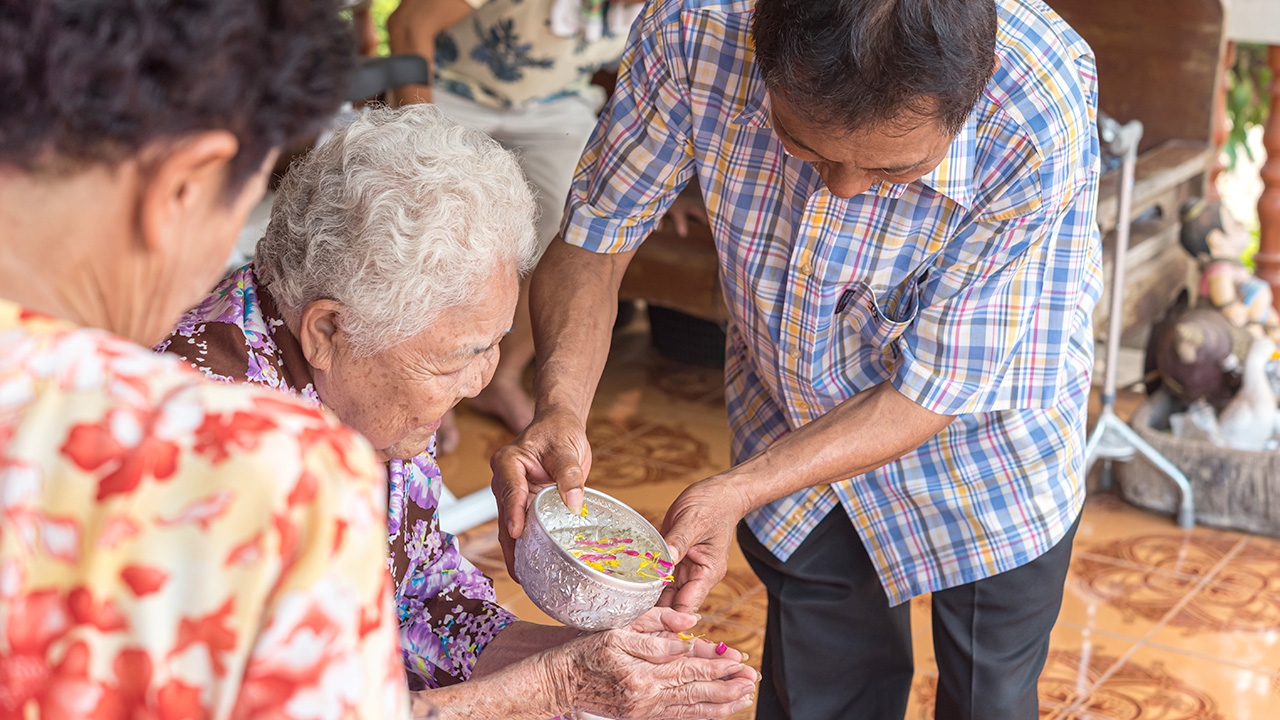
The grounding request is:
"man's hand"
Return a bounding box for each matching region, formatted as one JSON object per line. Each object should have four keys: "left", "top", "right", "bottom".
{"left": 658, "top": 476, "right": 749, "bottom": 613}
{"left": 491, "top": 406, "right": 593, "bottom": 580}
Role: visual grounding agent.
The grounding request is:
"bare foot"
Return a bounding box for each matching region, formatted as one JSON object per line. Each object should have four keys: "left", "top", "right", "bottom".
{"left": 436, "top": 409, "right": 461, "bottom": 455}
{"left": 470, "top": 377, "right": 536, "bottom": 435}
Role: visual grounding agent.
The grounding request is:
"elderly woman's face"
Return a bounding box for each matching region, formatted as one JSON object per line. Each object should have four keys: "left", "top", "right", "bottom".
{"left": 316, "top": 267, "right": 519, "bottom": 461}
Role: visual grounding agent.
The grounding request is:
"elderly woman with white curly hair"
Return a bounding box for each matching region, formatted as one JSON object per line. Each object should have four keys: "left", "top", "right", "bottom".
{"left": 158, "top": 104, "right": 756, "bottom": 720}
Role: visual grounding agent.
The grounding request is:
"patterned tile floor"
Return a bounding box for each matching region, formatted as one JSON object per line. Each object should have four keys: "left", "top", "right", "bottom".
{"left": 443, "top": 319, "right": 1280, "bottom": 719}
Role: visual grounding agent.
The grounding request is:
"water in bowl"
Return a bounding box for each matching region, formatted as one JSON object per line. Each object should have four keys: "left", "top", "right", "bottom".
{"left": 549, "top": 523, "right": 674, "bottom": 584}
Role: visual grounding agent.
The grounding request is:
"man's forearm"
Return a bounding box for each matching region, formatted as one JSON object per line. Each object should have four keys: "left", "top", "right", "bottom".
{"left": 716, "top": 381, "right": 954, "bottom": 517}
{"left": 529, "top": 238, "right": 636, "bottom": 422}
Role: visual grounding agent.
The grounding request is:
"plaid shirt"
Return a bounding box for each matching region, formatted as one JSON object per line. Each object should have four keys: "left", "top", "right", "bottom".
{"left": 562, "top": 0, "right": 1103, "bottom": 605}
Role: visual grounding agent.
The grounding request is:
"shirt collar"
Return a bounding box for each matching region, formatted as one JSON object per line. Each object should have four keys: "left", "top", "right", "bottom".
{"left": 732, "top": 75, "right": 978, "bottom": 210}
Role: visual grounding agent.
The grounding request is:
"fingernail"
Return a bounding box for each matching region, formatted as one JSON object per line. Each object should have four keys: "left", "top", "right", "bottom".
{"left": 566, "top": 487, "right": 584, "bottom": 513}
{"left": 666, "top": 639, "right": 693, "bottom": 654}
{"left": 740, "top": 652, "right": 750, "bottom": 662}
{"left": 692, "top": 613, "right": 702, "bottom": 622}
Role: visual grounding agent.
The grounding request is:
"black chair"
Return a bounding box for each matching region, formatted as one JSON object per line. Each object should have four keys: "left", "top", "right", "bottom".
{"left": 346, "top": 54, "right": 431, "bottom": 104}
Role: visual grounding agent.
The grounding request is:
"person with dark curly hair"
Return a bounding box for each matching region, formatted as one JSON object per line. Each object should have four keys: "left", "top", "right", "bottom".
{"left": 494, "top": 0, "right": 1105, "bottom": 718}
{"left": 0, "top": 2, "right": 409, "bottom": 716}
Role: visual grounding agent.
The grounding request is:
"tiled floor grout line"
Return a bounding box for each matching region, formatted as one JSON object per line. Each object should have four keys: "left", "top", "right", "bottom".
{"left": 1141, "top": 637, "right": 1280, "bottom": 676}
{"left": 1056, "top": 535, "right": 1251, "bottom": 716}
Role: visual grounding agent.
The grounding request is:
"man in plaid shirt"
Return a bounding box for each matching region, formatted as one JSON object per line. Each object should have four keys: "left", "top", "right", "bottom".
{"left": 494, "top": 0, "right": 1103, "bottom": 716}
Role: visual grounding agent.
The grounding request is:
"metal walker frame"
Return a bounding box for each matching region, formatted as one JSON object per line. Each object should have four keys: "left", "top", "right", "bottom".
{"left": 1083, "top": 118, "right": 1195, "bottom": 528}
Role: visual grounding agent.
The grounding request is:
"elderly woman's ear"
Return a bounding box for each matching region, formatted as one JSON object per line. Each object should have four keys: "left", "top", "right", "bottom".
{"left": 296, "top": 299, "right": 348, "bottom": 371}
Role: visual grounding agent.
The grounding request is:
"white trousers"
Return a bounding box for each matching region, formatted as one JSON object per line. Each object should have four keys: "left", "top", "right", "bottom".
{"left": 433, "top": 89, "right": 603, "bottom": 249}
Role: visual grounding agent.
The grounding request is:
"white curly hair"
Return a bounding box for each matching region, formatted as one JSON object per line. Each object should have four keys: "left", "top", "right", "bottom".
{"left": 255, "top": 104, "right": 540, "bottom": 355}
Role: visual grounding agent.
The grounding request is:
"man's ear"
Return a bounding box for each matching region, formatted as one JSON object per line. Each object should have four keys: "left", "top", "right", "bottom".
{"left": 137, "top": 130, "right": 240, "bottom": 254}
{"left": 297, "top": 299, "right": 346, "bottom": 372}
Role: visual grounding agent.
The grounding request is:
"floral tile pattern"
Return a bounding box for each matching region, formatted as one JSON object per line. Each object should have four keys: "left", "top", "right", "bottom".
{"left": 440, "top": 320, "right": 1280, "bottom": 718}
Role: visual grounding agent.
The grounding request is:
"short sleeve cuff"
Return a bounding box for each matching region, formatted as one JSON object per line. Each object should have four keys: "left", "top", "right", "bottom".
{"left": 559, "top": 199, "right": 663, "bottom": 255}
{"left": 891, "top": 351, "right": 989, "bottom": 417}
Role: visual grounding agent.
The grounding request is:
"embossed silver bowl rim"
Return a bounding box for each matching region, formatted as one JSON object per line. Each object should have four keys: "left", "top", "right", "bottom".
{"left": 529, "top": 486, "right": 673, "bottom": 592}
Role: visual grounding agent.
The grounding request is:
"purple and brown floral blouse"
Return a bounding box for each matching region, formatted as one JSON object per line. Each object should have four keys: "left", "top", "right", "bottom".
{"left": 158, "top": 263, "right": 516, "bottom": 690}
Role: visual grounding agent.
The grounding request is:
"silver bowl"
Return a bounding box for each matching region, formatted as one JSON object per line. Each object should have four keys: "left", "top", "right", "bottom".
{"left": 514, "top": 487, "right": 673, "bottom": 631}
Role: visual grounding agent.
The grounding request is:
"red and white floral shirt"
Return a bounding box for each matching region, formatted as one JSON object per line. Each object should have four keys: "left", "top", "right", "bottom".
{"left": 0, "top": 299, "right": 410, "bottom": 719}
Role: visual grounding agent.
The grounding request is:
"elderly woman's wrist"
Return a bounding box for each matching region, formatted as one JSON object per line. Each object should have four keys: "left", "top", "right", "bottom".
{"left": 538, "top": 642, "right": 583, "bottom": 716}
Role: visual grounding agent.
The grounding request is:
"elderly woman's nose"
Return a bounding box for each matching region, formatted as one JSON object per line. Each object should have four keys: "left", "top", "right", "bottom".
{"left": 462, "top": 348, "right": 501, "bottom": 398}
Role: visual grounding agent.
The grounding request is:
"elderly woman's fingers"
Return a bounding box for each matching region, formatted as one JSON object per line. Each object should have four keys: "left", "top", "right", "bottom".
{"left": 659, "top": 693, "right": 756, "bottom": 720}
{"left": 650, "top": 672, "right": 756, "bottom": 718}
{"left": 628, "top": 606, "right": 698, "bottom": 634}
{"left": 569, "top": 629, "right": 757, "bottom": 720}
{"left": 686, "top": 637, "right": 745, "bottom": 663}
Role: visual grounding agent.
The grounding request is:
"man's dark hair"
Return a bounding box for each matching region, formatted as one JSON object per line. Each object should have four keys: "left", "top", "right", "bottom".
{"left": 0, "top": 0, "right": 355, "bottom": 195}
{"left": 752, "top": 0, "right": 997, "bottom": 134}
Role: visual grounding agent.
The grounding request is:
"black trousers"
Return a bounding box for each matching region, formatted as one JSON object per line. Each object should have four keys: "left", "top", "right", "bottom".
{"left": 739, "top": 509, "right": 1079, "bottom": 720}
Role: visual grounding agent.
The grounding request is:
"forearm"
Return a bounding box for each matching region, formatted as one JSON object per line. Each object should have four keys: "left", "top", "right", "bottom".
{"left": 471, "top": 620, "right": 584, "bottom": 677}
{"left": 529, "top": 238, "right": 636, "bottom": 421}
{"left": 717, "top": 381, "right": 953, "bottom": 517}
{"left": 416, "top": 646, "right": 572, "bottom": 720}
{"left": 387, "top": 0, "right": 473, "bottom": 72}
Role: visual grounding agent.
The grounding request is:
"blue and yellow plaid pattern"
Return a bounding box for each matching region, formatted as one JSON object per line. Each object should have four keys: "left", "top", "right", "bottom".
{"left": 562, "top": 0, "right": 1104, "bottom": 605}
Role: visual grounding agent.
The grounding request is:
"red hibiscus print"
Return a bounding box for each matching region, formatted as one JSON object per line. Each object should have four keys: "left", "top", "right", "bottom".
{"left": 26, "top": 641, "right": 103, "bottom": 720}
{"left": 91, "top": 648, "right": 210, "bottom": 720}
{"left": 251, "top": 394, "right": 361, "bottom": 471}
{"left": 229, "top": 582, "right": 366, "bottom": 720}
{"left": 225, "top": 532, "right": 264, "bottom": 568}
{"left": 192, "top": 411, "right": 276, "bottom": 465}
{"left": 92, "top": 648, "right": 152, "bottom": 715}
{"left": 285, "top": 471, "right": 317, "bottom": 508}
{"left": 169, "top": 599, "right": 237, "bottom": 676}
{"left": 273, "top": 513, "right": 299, "bottom": 578}
{"left": 157, "top": 491, "right": 234, "bottom": 531}
{"left": 97, "top": 515, "right": 141, "bottom": 549}
{"left": 61, "top": 409, "right": 181, "bottom": 501}
{"left": 120, "top": 565, "right": 169, "bottom": 597}
{"left": 68, "top": 586, "right": 128, "bottom": 632}
{"left": 155, "top": 679, "right": 209, "bottom": 720}
{"left": 0, "top": 593, "right": 108, "bottom": 717}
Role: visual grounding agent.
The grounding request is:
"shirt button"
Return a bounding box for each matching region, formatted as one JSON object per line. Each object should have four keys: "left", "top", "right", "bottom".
{"left": 799, "top": 262, "right": 814, "bottom": 277}
{"left": 788, "top": 347, "right": 801, "bottom": 359}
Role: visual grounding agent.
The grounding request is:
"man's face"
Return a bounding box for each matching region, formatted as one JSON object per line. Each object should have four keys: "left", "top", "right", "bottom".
{"left": 768, "top": 92, "right": 956, "bottom": 199}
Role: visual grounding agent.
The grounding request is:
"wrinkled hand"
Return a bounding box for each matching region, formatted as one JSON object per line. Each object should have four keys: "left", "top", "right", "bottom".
{"left": 659, "top": 477, "right": 747, "bottom": 613}
{"left": 627, "top": 607, "right": 750, "bottom": 665}
{"left": 491, "top": 407, "right": 593, "bottom": 581}
{"left": 557, "top": 612, "right": 756, "bottom": 719}
{"left": 661, "top": 189, "right": 710, "bottom": 238}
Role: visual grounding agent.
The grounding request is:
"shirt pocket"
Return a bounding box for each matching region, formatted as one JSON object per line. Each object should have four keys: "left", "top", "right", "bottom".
{"left": 835, "top": 278, "right": 921, "bottom": 351}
